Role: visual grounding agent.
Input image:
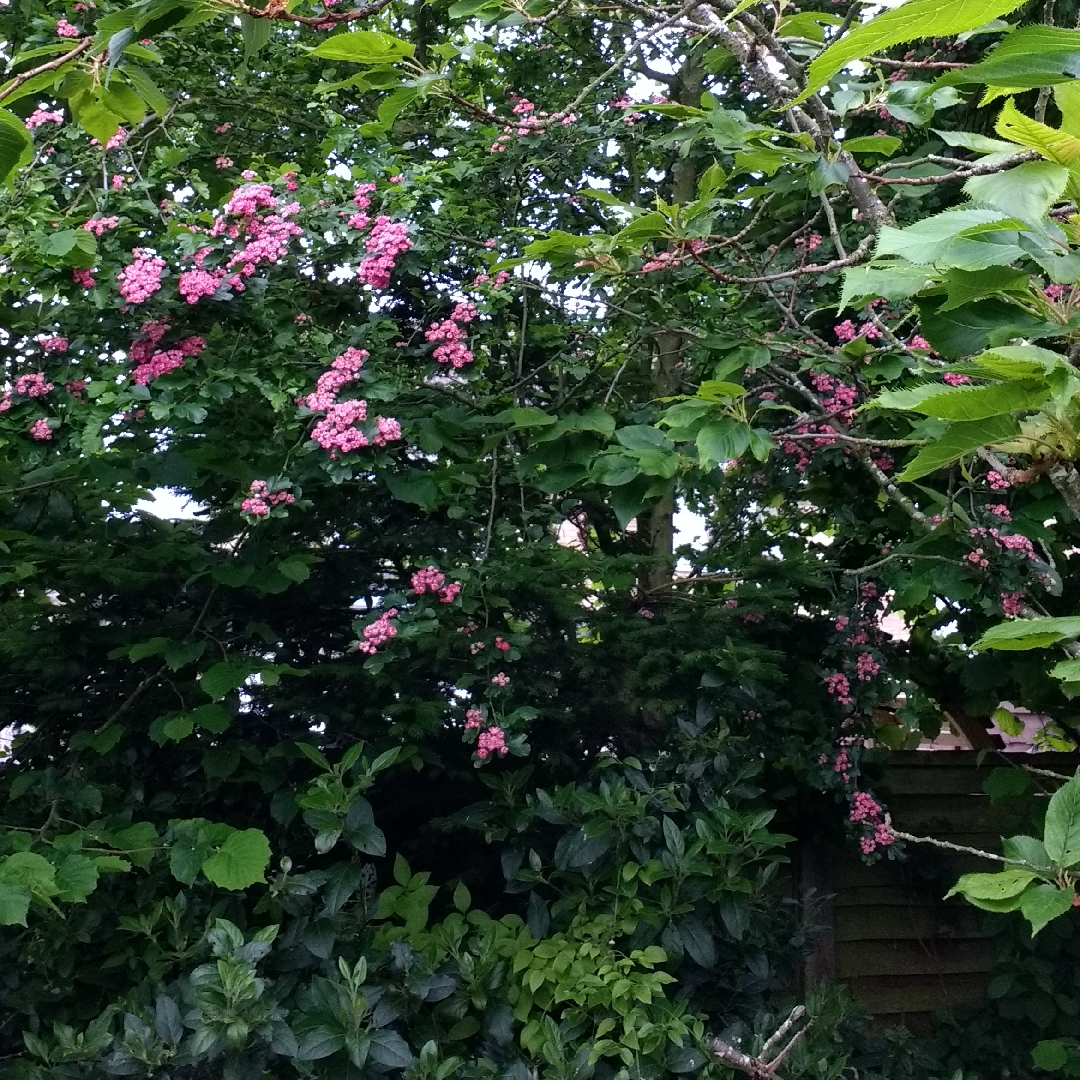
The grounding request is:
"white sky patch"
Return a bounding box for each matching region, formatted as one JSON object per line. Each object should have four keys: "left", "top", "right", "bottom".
{"left": 135, "top": 487, "right": 206, "bottom": 519}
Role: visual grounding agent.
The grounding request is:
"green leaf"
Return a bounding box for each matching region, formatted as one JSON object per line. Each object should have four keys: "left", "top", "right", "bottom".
{"left": 129, "top": 636, "right": 170, "bottom": 662}
{"left": 0, "top": 108, "right": 32, "bottom": 184}
{"left": 161, "top": 715, "right": 194, "bottom": 741}
{"left": 946, "top": 866, "right": 1038, "bottom": 909}
{"left": 992, "top": 706, "right": 1024, "bottom": 737}
{"left": 100, "top": 81, "right": 146, "bottom": 125}
{"left": 964, "top": 161, "right": 1070, "bottom": 225}
{"left": 0, "top": 852, "right": 58, "bottom": 897}
{"left": 940, "top": 266, "right": 1032, "bottom": 311}
{"left": 975, "top": 616, "right": 1080, "bottom": 651}
{"left": 1003, "top": 834, "right": 1052, "bottom": 869}
{"left": 199, "top": 661, "right": 254, "bottom": 700}
{"left": 1044, "top": 775, "right": 1080, "bottom": 865}
{"left": 310, "top": 31, "right": 414, "bottom": 64}
{"left": 938, "top": 25, "right": 1080, "bottom": 89}
{"left": 697, "top": 420, "right": 751, "bottom": 468}
{"left": 201, "top": 829, "right": 271, "bottom": 890}
{"left": 240, "top": 13, "right": 274, "bottom": 59}
{"left": 123, "top": 64, "right": 170, "bottom": 117}
{"left": 0, "top": 883, "right": 31, "bottom": 925}
{"left": 54, "top": 854, "right": 99, "bottom": 903}
{"left": 876, "top": 206, "right": 1012, "bottom": 264}
{"left": 795, "top": 0, "right": 1028, "bottom": 103}
{"left": 896, "top": 414, "right": 1020, "bottom": 480}
{"left": 917, "top": 297, "right": 1063, "bottom": 358}
{"left": 1033, "top": 1040, "right": 1071, "bottom": 1071}
{"left": 996, "top": 98, "right": 1080, "bottom": 165}
{"left": 1021, "top": 882, "right": 1075, "bottom": 934}
{"left": 840, "top": 263, "right": 933, "bottom": 310}
{"left": 843, "top": 135, "right": 902, "bottom": 154}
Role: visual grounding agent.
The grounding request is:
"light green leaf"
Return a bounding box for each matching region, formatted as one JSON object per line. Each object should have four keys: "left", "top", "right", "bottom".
{"left": 975, "top": 616, "right": 1080, "bottom": 651}
{"left": 896, "top": 414, "right": 1020, "bottom": 480}
{"left": 992, "top": 706, "right": 1024, "bottom": 737}
{"left": 0, "top": 108, "right": 32, "bottom": 184}
{"left": 795, "top": 0, "right": 1029, "bottom": 103}
{"left": 1021, "top": 882, "right": 1075, "bottom": 933}
{"left": 938, "top": 25, "right": 1080, "bottom": 89}
{"left": 964, "top": 161, "right": 1070, "bottom": 225}
{"left": 843, "top": 135, "right": 902, "bottom": 154}
{"left": 1044, "top": 775, "right": 1080, "bottom": 865}
{"left": 946, "top": 866, "right": 1038, "bottom": 909}
{"left": 876, "top": 207, "right": 1011, "bottom": 265}
{"left": 697, "top": 420, "right": 751, "bottom": 469}
{"left": 310, "top": 31, "right": 414, "bottom": 64}
{"left": 840, "top": 263, "right": 933, "bottom": 310}
{"left": 199, "top": 661, "right": 255, "bottom": 701}
{"left": 201, "top": 829, "right": 271, "bottom": 890}
{"left": 0, "top": 882, "right": 31, "bottom": 925}
{"left": 940, "top": 266, "right": 1032, "bottom": 311}
{"left": 54, "top": 854, "right": 99, "bottom": 903}
{"left": 996, "top": 98, "right": 1080, "bottom": 165}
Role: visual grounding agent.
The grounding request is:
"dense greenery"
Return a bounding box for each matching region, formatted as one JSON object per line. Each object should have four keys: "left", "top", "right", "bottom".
{"left": 8, "top": 0, "right": 1080, "bottom": 1075}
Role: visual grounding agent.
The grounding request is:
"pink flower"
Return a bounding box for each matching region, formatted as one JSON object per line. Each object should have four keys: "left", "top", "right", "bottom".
{"left": 987, "top": 470, "right": 1010, "bottom": 491}
{"left": 824, "top": 672, "right": 852, "bottom": 705}
{"left": 986, "top": 503, "right": 1011, "bottom": 520}
{"left": 26, "top": 109, "right": 64, "bottom": 129}
{"left": 389, "top": 174, "right": 403, "bottom": 183}
{"left": 72, "top": 268, "right": 95, "bottom": 288}
{"left": 37, "top": 336, "right": 68, "bottom": 354}
{"left": 855, "top": 652, "right": 880, "bottom": 681}
{"left": 439, "top": 581, "right": 461, "bottom": 603}
{"left": 942, "top": 372, "right": 971, "bottom": 386}
{"left": 90, "top": 128, "right": 126, "bottom": 151}
{"left": 907, "top": 335, "right": 932, "bottom": 351}
{"left": 177, "top": 267, "right": 224, "bottom": 304}
{"left": 215, "top": 122, "right": 232, "bottom": 133}
{"left": 28, "top": 418, "right": 53, "bottom": 440}
{"left": 834, "top": 319, "right": 856, "bottom": 343}
{"left": 56, "top": 19, "right": 79, "bottom": 36}
{"left": 215, "top": 156, "right": 234, "bottom": 170}
{"left": 491, "top": 672, "right": 510, "bottom": 687}
{"left": 357, "top": 216, "right": 411, "bottom": 289}
{"left": 111, "top": 174, "right": 125, "bottom": 190}
{"left": 411, "top": 566, "right": 446, "bottom": 595}
{"left": 476, "top": 726, "right": 508, "bottom": 759}
{"left": 1001, "top": 591, "right": 1026, "bottom": 617}
{"left": 241, "top": 169, "right": 257, "bottom": 179}
{"left": 117, "top": 249, "right": 166, "bottom": 304}
{"left": 494, "top": 636, "right": 510, "bottom": 651}
{"left": 65, "top": 380, "right": 86, "bottom": 396}
{"left": 849, "top": 791, "right": 883, "bottom": 823}
{"left": 465, "top": 709, "right": 483, "bottom": 729}
{"left": 357, "top": 607, "right": 398, "bottom": 655}
{"left": 15, "top": 373, "right": 53, "bottom": 398}
{"left": 82, "top": 216, "right": 119, "bottom": 236}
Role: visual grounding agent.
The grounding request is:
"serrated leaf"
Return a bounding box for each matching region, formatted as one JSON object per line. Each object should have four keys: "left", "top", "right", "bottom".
{"left": 975, "top": 616, "right": 1080, "bottom": 651}
{"left": 1021, "top": 882, "right": 1075, "bottom": 933}
{"left": 310, "top": 31, "right": 414, "bottom": 64}
{"left": 697, "top": 419, "right": 751, "bottom": 468}
{"left": 897, "top": 414, "right": 1019, "bottom": 480}
{"left": 795, "top": 0, "right": 1028, "bottom": 103}
{"left": 946, "top": 866, "right": 1037, "bottom": 904}
{"left": 201, "top": 828, "right": 271, "bottom": 890}
{"left": 199, "top": 661, "right": 254, "bottom": 700}
{"left": 0, "top": 108, "right": 32, "bottom": 184}
{"left": 1044, "top": 775, "right": 1080, "bottom": 865}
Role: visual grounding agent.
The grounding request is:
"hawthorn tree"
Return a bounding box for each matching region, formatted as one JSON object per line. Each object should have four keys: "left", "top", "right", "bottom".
{"left": 6, "top": 0, "right": 1080, "bottom": 1076}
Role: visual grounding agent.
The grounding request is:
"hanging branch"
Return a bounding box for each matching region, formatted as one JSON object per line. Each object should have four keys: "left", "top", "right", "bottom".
{"left": 709, "top": 1006, "right": 812, "bottom": 1079}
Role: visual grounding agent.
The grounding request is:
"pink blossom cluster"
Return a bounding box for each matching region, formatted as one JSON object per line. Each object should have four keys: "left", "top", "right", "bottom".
{"left": 128, "top": 320, "right": 205, "bottom": 384}
{"left": 476, "top": 726, "right": 508, "bottom": 759}
{"left": 849, "top": 790, "right": 882, "bottom": 823}
{"left": 14, "top": 373, "right": 53, "bottom": 398}
{"left": 90, "top": 128, "right": 127, "bottom": 151}
{"left": 37, "top": 335, "right": 68, "bottom": 353}
{"left": 111, "top": 174, "right": 125, "bottom": 189}
{"left": 1001, "top": 591, "right": 1026, "bottom": 617}
{"left": 66, "top": 380, "right": 86, "bottom": 396}
{"left": 860, "top": 823, "right": 895, "bottom": 855}
{"left": 472, "top": 270, "right": 511, "bottom": 287}
{"left": 311, "top": 400, "right": 369, "bottom": 454}
{"left": 357, "top": 216, "right": 412, "bottom": 289}
{"left": 967, "top": 524, "right": 1036, "bottom": 562}
{"left": 465, "top": 709, "right": 484, "bottom": 729}
{"left": 491, "top": 672, "right": 510, "bottom": 687}
{"left": 942, "top": 372, "right": 971, "bottom": 386}
{"left": 824, "top": 672, "right": 852, "bottom": 705}
{"left": 849, "top": 789, "right": 894, "bottom": 853}
{"left": 987, "top": 470, "right": 1010, "bottom": 491}
{"left": 215, "top": 155, "right": 232, "bottom": 169}
{"left": 26, "top": 109, "right": 65, "bottom": 129}
{"left": 72, "top": 268, "right": 95, "bottom": 288}
{"left": 985, "top": 503, "right": 1010, "bottom": 520}
{"left": 833, "top": 747, "right": 850, "bottom": 780}
{"left": 855, "top": 653, "right": 880, "bottom": 681}
{"left": 1044, "top": 284, "right": 1069, "bottom": 302}
{"left": 241, "top": 479, "right": 295, "bottom": 516}
{"left": 117, "top": 250, "right": 167, "bottom": 304}
{"left": 494, "top": 636, "right": 509, "bottom": 652}
{"left": 83, "top": 216, "right": 119, "bottom": 236}
{"left": 425, "top": 302, "right": 477, "bottom": 368}
{"left": 357, "top": 607, "right": 398, "bottom": 655}
{"left": 410, "top": 566, "right": 461, "bottom": 603}
{"left": 56, "top": 19, "right": 79, "bottom": 36}
{"left": 907, "top": 335, "right": 932, "bottom": 351}
{"left": 353, "top": 182, "right": 377, "bottom": 209}
{"left": 28, "top": 418, "right": 53, "bottom": 440}
{"left": 300, "top": 346, "right": 367, "bottom": 411}
{"left": 488, "top": 96, "right": 575, "bottom": 152}
{"left": 834, "top": 319, "right": 881, "bottom": 343}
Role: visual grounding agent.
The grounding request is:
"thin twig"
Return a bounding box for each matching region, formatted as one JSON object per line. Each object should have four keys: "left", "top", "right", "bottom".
{"left": 0, "top": 37, "right": 94, "bottom": 105}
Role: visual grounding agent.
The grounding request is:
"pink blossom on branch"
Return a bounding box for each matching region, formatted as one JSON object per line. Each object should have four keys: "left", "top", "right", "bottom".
{"left": 56, "top": 19, "right": 80, "bottom": 36}
{"left": 28, "top": 418, "right": 53, "bottom": 440}
{"left": 117, "top": 250, "right": 166, "bottom": 304}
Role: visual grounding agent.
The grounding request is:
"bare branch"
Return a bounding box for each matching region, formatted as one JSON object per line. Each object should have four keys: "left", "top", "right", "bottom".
{"left": 0, "top": 36, "right": 94, "bottom": 105}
